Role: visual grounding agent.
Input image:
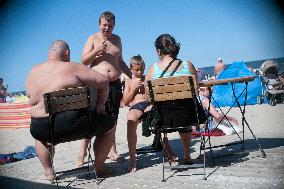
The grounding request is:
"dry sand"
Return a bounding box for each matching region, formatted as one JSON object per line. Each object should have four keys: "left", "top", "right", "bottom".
{"left": 0, "top": 104, "right": 284, "bottom": 189}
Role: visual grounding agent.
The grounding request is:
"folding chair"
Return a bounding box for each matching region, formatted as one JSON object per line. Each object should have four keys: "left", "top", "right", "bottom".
{"left": 43, "top": 86, "right": 96, "bottom": 184}
{"left": 144, "top": 75, "right": 207, "bottom": 182}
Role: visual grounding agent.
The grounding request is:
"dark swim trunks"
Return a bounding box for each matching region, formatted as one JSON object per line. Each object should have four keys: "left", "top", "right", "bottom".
{"left": 30, "top": 109, "right": 115, "bottom": 145}
{"left": 129, "top": 101, "right": 149, "bottom": 112}
{"left": 106, "top": 79, "right": 122, "bottom": 121}
{"left": 89, "top": 79, "right": 122, "bottom": 122}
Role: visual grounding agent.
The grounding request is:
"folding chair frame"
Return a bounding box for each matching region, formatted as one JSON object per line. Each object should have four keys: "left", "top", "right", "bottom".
{"left": 43, "top": 87, "right": 96, "bottom": 184}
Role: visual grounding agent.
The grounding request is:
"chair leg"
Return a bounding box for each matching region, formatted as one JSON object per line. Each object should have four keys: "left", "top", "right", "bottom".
{"left": 202, "top": 135, "right": 207, "bottom": 180}
{"left": 161, "top": 133, "right": 167, "bottom": 182}
{"left": 208, "top": 135, "right": 215, "bottom": 165}
{"left": 50, "top": 144, "right": 58, "bottom": 184}
{"left": 49, "top": 115, "right": 58, "bottom": 185}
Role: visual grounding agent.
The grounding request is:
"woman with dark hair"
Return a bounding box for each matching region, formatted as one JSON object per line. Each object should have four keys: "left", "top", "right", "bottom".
{"left": 145, "top": 34, "right": 199, "bottom": 164}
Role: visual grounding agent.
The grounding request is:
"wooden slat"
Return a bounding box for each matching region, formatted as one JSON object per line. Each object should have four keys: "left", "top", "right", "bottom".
{"left": 152, "top": 91, "right": 193, "bottom": 102}
{"left": 145, "top": 75, "right": 198, "bottom": 102}
{"left": 51, "top": 100, "right": 89, "bottom": 114}
{"left": 44, "top": 87, "right": 87, "bottom": 98}
{"left": 44, "top": 87, "right": 91, "bottom": 114}
{"left": 49, "top": 93, "right": 88, "bottom": 105}
{"left": 200, "top": 76, "right": 256, "bottom": 87}
{"left": 148, "top": 83, "right": 191, "bottom": 94}
{"left": 150, "top": 76, "right": 190, "bottom": 86}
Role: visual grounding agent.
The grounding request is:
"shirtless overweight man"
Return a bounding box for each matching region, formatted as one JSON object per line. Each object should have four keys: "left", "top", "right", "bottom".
{"left": 26, "top": 40, "right": 114, "bottom": 180}
{"left": 76, "top": 11, "right": 132, "bottom": 167}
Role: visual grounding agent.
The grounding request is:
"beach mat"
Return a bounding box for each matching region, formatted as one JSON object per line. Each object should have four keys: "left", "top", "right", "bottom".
{"left": 0, "top": 103, "right": 31, "bottom": 128}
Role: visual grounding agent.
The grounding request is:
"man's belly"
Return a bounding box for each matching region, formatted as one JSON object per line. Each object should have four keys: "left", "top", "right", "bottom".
{"left": 91, "top": 62, "right": 121, "bottom": 81}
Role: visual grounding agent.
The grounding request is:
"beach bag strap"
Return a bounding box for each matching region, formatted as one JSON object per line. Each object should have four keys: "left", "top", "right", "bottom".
{"left": 159, "top": 59, "right": 176, "bottom": 78}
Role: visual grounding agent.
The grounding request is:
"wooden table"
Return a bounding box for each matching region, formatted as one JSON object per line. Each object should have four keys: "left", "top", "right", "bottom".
{"left": 198, "top": 76, "right": 266, "bottom": 161}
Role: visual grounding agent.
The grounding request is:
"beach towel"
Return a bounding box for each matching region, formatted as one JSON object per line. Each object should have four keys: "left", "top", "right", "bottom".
{"left": 192, "top": 130, "right": 225, "bottom": 137}
{"left": 0, "top": 146, "right": 36, "bottom": 165}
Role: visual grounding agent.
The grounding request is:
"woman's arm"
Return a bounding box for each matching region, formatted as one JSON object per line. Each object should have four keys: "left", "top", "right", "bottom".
{"left": 187, "top": 61, "right": 199, "bottom": 88}
{"left": 145, "top": 65, "right": 154, "bottom": 81}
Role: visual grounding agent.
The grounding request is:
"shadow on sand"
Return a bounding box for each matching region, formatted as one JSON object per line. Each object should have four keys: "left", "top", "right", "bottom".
{"left": 53, "top": 137, "right": 284, "bottom": 186}
{"left": 0, "top": 175, "right": 76, "bottom": 189}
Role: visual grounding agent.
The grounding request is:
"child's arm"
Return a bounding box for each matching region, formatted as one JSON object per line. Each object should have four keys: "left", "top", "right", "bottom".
{"left": 123, "top": 79, "right": 139, "bottom": 106}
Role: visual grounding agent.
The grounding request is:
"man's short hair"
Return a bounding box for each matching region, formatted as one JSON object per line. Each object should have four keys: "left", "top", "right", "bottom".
{"left": 99, "top": 11, "right": 115, "bottom": 25}
{"left": 130, "top": 54, "right": 145, "bottom": 69}
{"left": 48, "top": 40, "right": 70, "bottom": 56}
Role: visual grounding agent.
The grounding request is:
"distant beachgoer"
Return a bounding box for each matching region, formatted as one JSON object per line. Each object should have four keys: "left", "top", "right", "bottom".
{"left": 26, "top": 40, "right": 114, "bottom": 180}
{"left": 248, "top": 65, "right": 254, "bottom": 72}
{"left": 76, "top": 11, "right": 132, "bottom": 167}
{"left": 0, "top": 78, "right": 8, "bottom": 103}
{"left": 5, "top": 94, "right": 15, "bottom": 103}
{"left": 146, "top": 34, "right": 200, "bottom": 164}
{"left": 214, "top": 58, "right": 226, "bottom": 78}
{"left": 279, "top": 72, "right": 284, "bottom": 89}
{"left": 199, "top": 87, "right": 242, "bottom": 135}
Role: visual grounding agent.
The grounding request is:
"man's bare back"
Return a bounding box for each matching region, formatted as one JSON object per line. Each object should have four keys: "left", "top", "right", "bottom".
{"left": 26, "top": 56, "right": 108, "bottom": 118}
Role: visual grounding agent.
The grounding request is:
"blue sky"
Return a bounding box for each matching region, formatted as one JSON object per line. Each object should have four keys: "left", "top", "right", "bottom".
{"left": 0, "top": 0, "right": 284, "bottom": 92}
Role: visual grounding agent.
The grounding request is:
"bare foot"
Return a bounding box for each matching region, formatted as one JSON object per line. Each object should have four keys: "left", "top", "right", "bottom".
{"left": 109, "top": 153, "right": 125, "bottom": 163}
{"left": 129, "top": 158, "right": 137, "bottom": 173}
{"left": 76, "top": 152, "right": 87, "bottom": 167}
{"left": 39, "top": 170, "right": 55, "bottom": 181}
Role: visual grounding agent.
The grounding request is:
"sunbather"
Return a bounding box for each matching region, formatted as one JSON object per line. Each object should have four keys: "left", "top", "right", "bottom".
{"left": 199, "top": 86, "right": 242, "bottom": 135}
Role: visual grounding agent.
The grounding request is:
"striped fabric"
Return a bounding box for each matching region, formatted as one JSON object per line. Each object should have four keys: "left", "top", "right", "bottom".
{"left": 0, "top": 103, "right": 31, "bottom": 128}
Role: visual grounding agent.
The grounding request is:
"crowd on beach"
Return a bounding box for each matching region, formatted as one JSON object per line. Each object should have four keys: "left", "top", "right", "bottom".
{"left": 1, "top": 10, "right": 283, "bottom": 182}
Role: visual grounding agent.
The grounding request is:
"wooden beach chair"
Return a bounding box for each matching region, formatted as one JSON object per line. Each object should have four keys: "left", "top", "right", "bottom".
{"left": 43, "top": 86, "right": 96, "bottom": 184}
{"left": 143, "top": 75, "right": 207, "bottom": 181}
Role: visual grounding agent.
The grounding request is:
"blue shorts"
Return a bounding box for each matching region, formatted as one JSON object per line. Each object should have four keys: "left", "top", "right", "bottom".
{"left": 129, "top": 101, "right": 149, "bottom": 113}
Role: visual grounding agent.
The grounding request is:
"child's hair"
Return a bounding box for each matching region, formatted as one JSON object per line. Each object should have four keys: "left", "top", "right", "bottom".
{"left": 130, "top": 54, "right": 145, "bottom": 69}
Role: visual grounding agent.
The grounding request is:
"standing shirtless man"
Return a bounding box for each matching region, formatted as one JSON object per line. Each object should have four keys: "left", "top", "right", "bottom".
{"left": 76, "top": 11, "right": 132, "bottom": 167}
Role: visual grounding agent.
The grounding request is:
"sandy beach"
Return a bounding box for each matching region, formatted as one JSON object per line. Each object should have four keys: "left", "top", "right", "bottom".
{"left": 0, "top": 104, "right": 283, "bottom": 189}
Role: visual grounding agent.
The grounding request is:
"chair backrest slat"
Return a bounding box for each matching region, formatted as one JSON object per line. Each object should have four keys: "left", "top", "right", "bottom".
{"left": 145, "top": 75, "right": 198, "bottom": 102}
{"left": 44, "top": 87, "right": 92, "bottom": 114}
{"left": 50, "top": 100, "right": 89, "bottom": 114}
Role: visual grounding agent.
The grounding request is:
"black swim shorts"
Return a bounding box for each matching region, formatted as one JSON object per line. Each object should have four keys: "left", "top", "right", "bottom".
{"left": 106, "top": 79, "right": 122, "bottom": 121}
{"left": 30, "top": 109, "right": 115, "bottom": 145}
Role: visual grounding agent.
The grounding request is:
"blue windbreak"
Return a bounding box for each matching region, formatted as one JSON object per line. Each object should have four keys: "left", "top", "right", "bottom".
{"left": 212, "top": 61, "right": 264, "bottom": 107}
